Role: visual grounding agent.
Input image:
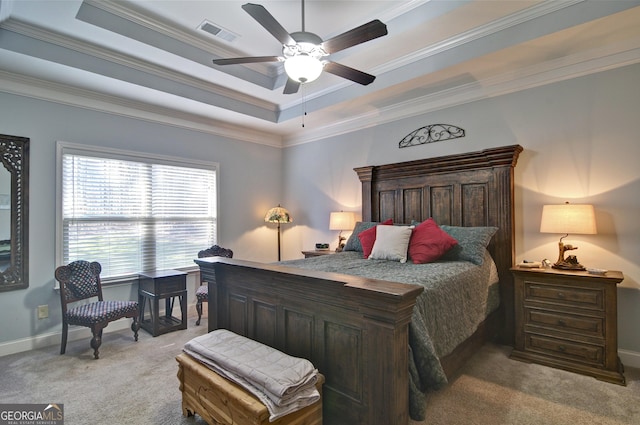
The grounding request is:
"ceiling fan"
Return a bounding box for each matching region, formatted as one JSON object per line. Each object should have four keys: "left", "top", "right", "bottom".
{"left": 212, "top": 1, "right": 388, "bottom": 94}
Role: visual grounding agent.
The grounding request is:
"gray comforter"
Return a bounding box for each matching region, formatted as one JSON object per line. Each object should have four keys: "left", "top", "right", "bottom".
{"left": 280, "top": 250, "right": 499, "bottom": 420}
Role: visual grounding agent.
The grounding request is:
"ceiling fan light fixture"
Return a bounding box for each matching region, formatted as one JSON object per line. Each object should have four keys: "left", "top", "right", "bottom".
{"left": 284, "top": 54, "right": 324, "bottom": 83}
{"left": 213, "top": 2, "right": 388, "bottom": 93}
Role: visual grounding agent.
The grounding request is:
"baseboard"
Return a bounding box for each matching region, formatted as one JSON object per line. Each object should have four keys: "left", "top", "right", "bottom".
{"left": 0, "top": 304, "right": 201, "bottom": 358}
{"left": 0, "top": 319, "right": 133, "bottom": 357}
{"left": 619, "top": 349, "right": 640, "bottom": 369}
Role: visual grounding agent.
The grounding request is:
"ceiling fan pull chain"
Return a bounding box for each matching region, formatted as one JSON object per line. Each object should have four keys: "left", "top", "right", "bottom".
{"left": 301, "top": 84, "right": 306, "bottom": 128}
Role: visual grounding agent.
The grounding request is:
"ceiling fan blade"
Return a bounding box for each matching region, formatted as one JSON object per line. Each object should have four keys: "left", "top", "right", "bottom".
{"left": 324, "top": 62, "right": 376, "bottom": 85}
{"left": 242, "top": 3, "right": 296, "bottom": 46}
{"left": 212, "top": 56, "right": 281, "bottom": 65}
{"left": 283, "top": 78, "right": 300, "bottom": 94}
{"left": 322, "top": 19, "right": 388, "bottom": 54}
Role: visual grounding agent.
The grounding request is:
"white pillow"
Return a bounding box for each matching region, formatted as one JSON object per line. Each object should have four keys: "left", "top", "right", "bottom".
{"left": 368, "top": 225, "right": 414, "bottom": 263}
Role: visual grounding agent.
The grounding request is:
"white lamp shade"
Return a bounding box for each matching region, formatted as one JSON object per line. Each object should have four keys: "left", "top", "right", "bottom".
{"left": 540, "top": 203, "right": 597, "bottom": 235}
{"left": 329, "top": 211, "right": 356, "bottom": 231}
{"left": 284, "top": 54, "right": 323, "bottom": 83}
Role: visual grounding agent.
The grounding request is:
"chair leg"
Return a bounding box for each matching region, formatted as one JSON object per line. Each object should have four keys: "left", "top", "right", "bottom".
{"left": 195, "top": 299, "right": 202, "bottom": 326}
{"left": 131, "top": 317, "right": 140, "bottom": 341}
{"left": 90, "top": 327, "right": 103, "bottom": 359}
{"left": 60, "top": 322, "right": 68, "bottom": 355}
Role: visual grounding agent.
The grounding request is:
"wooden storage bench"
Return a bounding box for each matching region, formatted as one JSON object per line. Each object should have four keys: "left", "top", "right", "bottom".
{"left": 176, "top": 353, "right": 323, "bottom": 425}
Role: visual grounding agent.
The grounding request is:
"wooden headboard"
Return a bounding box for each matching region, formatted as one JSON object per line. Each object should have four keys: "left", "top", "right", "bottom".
{"left": 355, "top": 144, "right": 523, "bottom": 343}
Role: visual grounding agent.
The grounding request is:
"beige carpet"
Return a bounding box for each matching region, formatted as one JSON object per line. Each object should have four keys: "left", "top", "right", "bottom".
{"left": 1, "top": 315, "right": 638, "bottom": 424}
{"left": 415, "top": 344, "right": 640, "bottom": 425}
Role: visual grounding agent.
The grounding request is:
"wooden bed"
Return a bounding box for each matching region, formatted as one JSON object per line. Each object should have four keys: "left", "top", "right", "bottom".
{"left": 195, "top": 145, "right": 522, "bottom": 425}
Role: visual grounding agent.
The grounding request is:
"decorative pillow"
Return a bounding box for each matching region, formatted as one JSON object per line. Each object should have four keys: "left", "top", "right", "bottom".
{"left": 408, "top": 218, "right": 458, "bottom": 264}
{"left": 358, "top": 218, "right": 393, "bottom": 258}
{"left": 369, "top": 225, "right": 414, "bottom": 263}
{"left": 344, "top": 219, "right": 393, "bottom": 252}
{"left": 343, "top": 222, "right": 376, "bottom": 252}
{"left": 439, "top": 225, "right": 498, "bottom": 265}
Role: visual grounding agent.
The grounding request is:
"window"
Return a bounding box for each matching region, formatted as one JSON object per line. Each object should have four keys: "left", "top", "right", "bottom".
{"left": 57, "top": 142, "right": 218, "bottom": 281}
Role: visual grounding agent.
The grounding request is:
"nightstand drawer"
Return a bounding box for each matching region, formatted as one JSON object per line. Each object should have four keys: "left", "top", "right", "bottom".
{"left": 524, "top": 281, "right": 604, "bottom": 311}
{"left": 525, "top": 308, "right": 604, "bottom": 337}
{"left": 139, "top": 270, "right": 187, "bottom": 296}
{"left": 158, "top": 277, "right": 185, "bottom": 293}
{"left": 525, "top": 333, "right": 603, "bottom": 366}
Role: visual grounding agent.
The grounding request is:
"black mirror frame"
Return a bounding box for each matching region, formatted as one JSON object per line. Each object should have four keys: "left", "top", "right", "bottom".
{"left": 0, "top": 134, "right": 29, "bottom": 291}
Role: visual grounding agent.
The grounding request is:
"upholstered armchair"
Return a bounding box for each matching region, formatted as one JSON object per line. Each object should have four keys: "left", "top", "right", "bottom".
{"left": 195, "top": 245, "right": 233, "bottom": 326}
{"left": 55, "top": 260, "right": 140, "bottom": 359}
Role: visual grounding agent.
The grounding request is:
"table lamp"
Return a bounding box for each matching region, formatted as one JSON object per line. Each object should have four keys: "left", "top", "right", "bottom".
{"left": 329, "top": 211, "right": 356, "bottom": 252}
{"left": 539, "top": 202, "right": 596, "bottom": 270}
{"left": 265, "top": 205, "right": 293, "bottom": 261}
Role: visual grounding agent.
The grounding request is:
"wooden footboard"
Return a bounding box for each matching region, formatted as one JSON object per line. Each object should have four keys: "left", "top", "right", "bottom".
{"left": 195, "top": 257, "right": 423, "bottom": 425}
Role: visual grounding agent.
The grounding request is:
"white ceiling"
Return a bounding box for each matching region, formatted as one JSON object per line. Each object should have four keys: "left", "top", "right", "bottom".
{"left": 1, "top": 0, "right": 640, "bottom": 147}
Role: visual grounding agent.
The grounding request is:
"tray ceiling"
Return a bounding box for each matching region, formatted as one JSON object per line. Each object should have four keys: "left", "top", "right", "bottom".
{"left": 1, "top": 0, "right": 639, "bottom": 146}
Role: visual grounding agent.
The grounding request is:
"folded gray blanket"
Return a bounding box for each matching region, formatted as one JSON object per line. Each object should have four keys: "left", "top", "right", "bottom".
{"left": 183, "top": 329, "right": 320, "bottom": 421}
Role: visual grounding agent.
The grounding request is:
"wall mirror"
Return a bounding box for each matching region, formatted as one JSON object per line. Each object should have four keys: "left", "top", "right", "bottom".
{"left": 0, "top": 134, "right": 29, "bottom": 291}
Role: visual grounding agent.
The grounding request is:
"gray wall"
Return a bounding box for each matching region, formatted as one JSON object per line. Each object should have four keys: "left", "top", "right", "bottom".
{"left": 281, "top": 63, "right": 640, "bottom": 361}
{"left": 0, "top": 93, "right": 283, "bottom": 347}
{"left": 0, "top": 63, "right": 638, "bottom": 366}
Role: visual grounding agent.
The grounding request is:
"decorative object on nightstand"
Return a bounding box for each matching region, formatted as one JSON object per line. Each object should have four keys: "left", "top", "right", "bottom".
{"left": 510, "top": 266, "right": 625, "bottom": 385}
{"left": 302, "top": 250, "right": 335, "bottom": 258}
{"left": 540, "top": 202, "right": 596, "bottom": 271}
{"left": 329, "top": 211, "right": 356, "bottom": 252}
{"left": 265, "top": 204, "right": 293, "bottom": 261}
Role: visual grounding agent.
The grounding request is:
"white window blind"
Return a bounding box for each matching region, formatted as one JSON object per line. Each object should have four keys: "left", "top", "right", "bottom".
{"left": 61, "top": 150, "right": 217, "bottom": 280}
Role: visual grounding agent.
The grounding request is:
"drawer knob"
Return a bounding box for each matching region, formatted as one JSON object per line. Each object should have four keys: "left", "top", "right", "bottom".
{"left": 558, "top": 345, "right": 566, "bottom": 352}
{"left": 557, "top": 292, "right": 566, "bottom": 299}
{"left": 557, "top": 320, "right": 566, "bottom": 327}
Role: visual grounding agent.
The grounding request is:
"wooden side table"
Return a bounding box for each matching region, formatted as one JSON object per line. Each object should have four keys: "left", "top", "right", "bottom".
{"left": 138, "top": 269, "right": 187, "bottom": 336}
{"left": 510, "top": 266, "right": 625, "bottom": 385}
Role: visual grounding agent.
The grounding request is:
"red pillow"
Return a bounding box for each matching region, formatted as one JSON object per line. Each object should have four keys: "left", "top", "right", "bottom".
{"left": 408, "top": 218, "right": 458, "bottom": 264}
{"left": 358, "top": 219, "right": 393, "bottom": 259}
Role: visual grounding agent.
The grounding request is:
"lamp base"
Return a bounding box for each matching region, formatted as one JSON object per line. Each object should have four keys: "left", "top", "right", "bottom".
{"left": 552, "top": 255, "right": 586, "bottom": 271}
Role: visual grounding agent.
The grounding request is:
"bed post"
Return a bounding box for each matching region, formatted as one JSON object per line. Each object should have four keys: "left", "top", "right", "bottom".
{"left": 355, "top": 166, "right": 374, "bottom": 222}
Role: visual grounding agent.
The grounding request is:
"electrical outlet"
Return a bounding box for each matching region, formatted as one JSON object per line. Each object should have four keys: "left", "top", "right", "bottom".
{"left": 37, "top": 305, "right": 49, "bottom": 319}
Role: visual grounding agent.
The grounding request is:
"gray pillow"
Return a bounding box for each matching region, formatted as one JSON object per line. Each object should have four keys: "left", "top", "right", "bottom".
{"left": 343, "top": 221, "right": 378, "bottom": 252}
{"left": 439, "top": 225, "right": 498, "bottom": 265}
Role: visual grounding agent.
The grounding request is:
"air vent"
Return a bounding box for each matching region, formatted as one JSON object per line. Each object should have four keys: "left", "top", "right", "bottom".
{"left": 199, "top": 20, "right": 238, "bottom": 42}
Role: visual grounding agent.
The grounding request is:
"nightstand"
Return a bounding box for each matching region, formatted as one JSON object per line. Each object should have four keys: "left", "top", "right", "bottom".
{"left": 510, "top": 266, "right": 625, "bottom": 385}
{"left": 301, "top": 250, "right": 335, "bottom": 258}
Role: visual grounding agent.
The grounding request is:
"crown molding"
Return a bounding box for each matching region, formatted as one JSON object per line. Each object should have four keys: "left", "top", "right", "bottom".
{"left": 83, "top": 0, "right": 247, "bottom": 61}
{"left": 279, "top": 0, "right": 590, "bottom": 119}
{"left": 377, "top": 0, "right": 583, "bottom": 73}
{"left": 0, "top": 70, "right": 283, "bottom": 148}
{"left": 2, "top": 41, "right": 638, "bottom": 150}
{"left": 81, "top": 0, "right": 281, "bottom": 80}
{"left": 1, "top": 18, "right": 277, "bottom": 113}
{"left": 3, "top": 40, "right": 638, "bottom": 150}
{"left": 282, "top": 43, "right": 640, "bottom": 147}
